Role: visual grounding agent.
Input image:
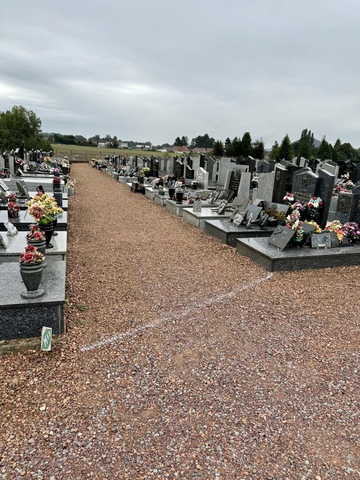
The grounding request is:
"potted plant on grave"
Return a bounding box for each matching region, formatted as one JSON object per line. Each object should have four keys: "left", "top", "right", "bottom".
{"left": 67, "top": 178, "right": 77, "bottom": 196}
{"left": 19, "top": 244, "right": 45, "bottom": 299}
{"left": 26, "top": 194, "right": 63, "bottom": 248}
{"left": 342, "top": 222, "right": 360, "bottom": 243}
{"left": 7, "top": 193, "right": 20, "bottom": 219}
{"left": 325, "top": 220, "right": 345, "bottom": 243}
{"left": 285, "top": 210, "right": 304, "bottom": 246}
{"left": 141, "top": 167, "right": 151, "bottom": 177}
{"left": 306, "top": 196, "right": 323, "bottom": 221}
{"left": 53, "top": 176, "right": 61, "bottom": 191}
{"left": 26, "top": 224, "right": 46, "bottom": 254}
{"left": 158, "top": 185, "right": 165, "bottom": 196}
{"left": 283, "top": 192, "right": 295, "bottom": 206}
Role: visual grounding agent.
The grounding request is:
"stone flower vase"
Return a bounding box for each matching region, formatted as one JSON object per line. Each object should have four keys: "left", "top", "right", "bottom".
{"left": 176, "top": 191, "right": 184, "bottom": 204}
{"left": 39, "top": 222, "right": 54, "bottom": 249}
{"left": 168, "top": 187, "right": 175, "bottom": 200}
{"left": 20, "top": 262, "right": 45, "bottom": 299}
{"left": 27, "top": 238, "right": 46, "bottom": 255}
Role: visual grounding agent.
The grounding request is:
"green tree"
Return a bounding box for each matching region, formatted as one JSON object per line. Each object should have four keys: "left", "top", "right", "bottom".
{"left": 296, "top": 128, "right": 314, "bottom": 159}
{"left": 317, "top": 136, "right": 332, "bottom": 161}
{"left": 190, "top": 134, "right": 215, "bottom": 149}
{"left": 225, "top": 137, "right": 234, "bottom": 156}
{"left": 252, "top": 139, "right": 265, "bottom": 159}
{"left": 0, "top": 105, "right": 43, "bottom": 151}
{"left": 241, "top": 132, "right": 252, "bottom": 156}
{"left": 213, "top": 140, "right": 224, "bottom": 156}
{"left": 278, "top": 134, "right": 293, "bottom": 161}
{"left": 269, "top": 141, "right": 280, "bottom": 161}
{"left": 181, "top": 136, "right": 188, "bottom": 146}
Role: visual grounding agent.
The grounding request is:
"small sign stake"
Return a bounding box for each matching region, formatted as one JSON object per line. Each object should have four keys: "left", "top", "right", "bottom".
{"left": 41, "top": 327, "right": 52, "bottom": 351}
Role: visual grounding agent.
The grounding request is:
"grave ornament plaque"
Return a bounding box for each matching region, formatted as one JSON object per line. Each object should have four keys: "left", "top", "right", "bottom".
{"left": 311, "top": 232, "right": 332, "bottom": 249}
{"left": 233, "top": 214, "right": 243, "bottom": 227}
{"left": 268, "top": 225, "right": 295, "bottom": 250}
{"left": 4, "top": 221, "right": 18, "bottom": 236}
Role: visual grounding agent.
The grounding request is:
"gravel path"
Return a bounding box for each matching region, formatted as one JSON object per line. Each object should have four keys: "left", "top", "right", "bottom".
{"left": 1, "top": 163, "right": 359, "bottom": 479}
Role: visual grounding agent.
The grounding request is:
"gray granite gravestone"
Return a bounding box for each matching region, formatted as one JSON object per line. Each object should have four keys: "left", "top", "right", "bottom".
{"left": 321, "top": 160, "right": 339, "bottom": 178}
{"left": 253, "top": 172, "right": 275, "bottom": 203}
{"left": 292, "top": 169, "right": 320, "bottom": 205}
{"left": 334, "top": 192, "right": 353, "bottom": 224}
{"left": 237, "top": 172, "right": 251, "bottom": 205}
{"left": 317, "top": 168, "right": 336, "bottom": 228}
{"left": 272, "top": 165, "right": 288, "bottom": 204}
{"left": 257, "top": 160, "right": 272, "bottom": 173}
{"left": 0, "top": 155, "right": 5, "bottom": 170}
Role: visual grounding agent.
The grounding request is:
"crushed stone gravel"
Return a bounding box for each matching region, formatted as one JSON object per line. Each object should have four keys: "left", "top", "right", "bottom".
{"left": 1, "top": 164, "right": 359, "bottom": 479}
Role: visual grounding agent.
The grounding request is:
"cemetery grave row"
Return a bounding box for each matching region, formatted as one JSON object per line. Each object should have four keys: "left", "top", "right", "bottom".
{"left": 0, "top": 171, "right": 72, "bottom": 341}
{"left": 97, "top": 155, "right": 360, "bottom": 272}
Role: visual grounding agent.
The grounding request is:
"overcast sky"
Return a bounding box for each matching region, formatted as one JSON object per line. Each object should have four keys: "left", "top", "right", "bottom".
{"left": 1, "top": 0, "right": 359, "bottom": 148}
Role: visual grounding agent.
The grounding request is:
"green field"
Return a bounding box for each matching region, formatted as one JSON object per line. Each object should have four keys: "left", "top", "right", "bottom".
{"left": 51, "top": 144, "right": 173, "bottom": 162}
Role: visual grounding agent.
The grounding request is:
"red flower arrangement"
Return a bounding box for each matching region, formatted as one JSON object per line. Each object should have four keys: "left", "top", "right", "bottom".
{"left": 20, "top": 245, "right": 44, "bottom": 264}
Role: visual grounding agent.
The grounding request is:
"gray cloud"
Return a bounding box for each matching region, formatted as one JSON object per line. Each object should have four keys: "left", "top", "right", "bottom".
{"left": 0, "top": 0, "right": 359, "bottom": 147}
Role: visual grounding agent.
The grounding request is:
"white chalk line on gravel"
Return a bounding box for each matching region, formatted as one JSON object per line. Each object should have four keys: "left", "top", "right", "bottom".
{"left": 81, "top": 272, "right": 273, "bottom": 352}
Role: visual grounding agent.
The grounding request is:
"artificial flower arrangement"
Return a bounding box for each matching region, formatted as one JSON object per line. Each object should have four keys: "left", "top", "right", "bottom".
{"left": 305, "top": 220, "right": 322, "bottom": 233}
{"left": 285, "top": 210, "right": 304, "bottom": 240}
{"left": 26, "top": 193, "right": 63, "bottom": 225}
{"left": 283, "top": 192, "right": 295, "bottom": 205}
{"left": 20, "top": 245, "right": 44, "bottom": 264}
{"left": 7, "top": 201, "right": 20, "bottom": 218}
{"left": 26, "top": 224, "right": 45, "bottom": 242}
{"left": 290, "top": 201, "right": 304, "bottom": 213}
{"left": 324, "top": 220, "right": 360, "bottom": 243}
{"left": 140, "top": 167, "right": 151, "bottom": 176}
{"left": 68, "top": 178, "right": 77, "bottom": 189}
{"left": 342, "top": 222, "right": 360, "bottom": 240}
{"left": 325, "top": 220, "right": 345, "bottom": 242}
{"left": 307, "top": 196, "right": 323, "bottom": 212}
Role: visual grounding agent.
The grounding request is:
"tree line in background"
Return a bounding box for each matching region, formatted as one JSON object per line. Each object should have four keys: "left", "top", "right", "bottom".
{"left": 0, "top": 105, "right": 359, "bottom": 163}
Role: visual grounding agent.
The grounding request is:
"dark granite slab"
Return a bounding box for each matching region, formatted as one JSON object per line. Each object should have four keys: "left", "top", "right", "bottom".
{"left": 0, "top": 261, "right": 66, "bottom": 340}
{"left": 0, "top": 210, "right": 67, "bottom": 231}
{"left": 236, "top": 237, "right": 360, "bottom": 272}
{"left": 204, "top": 219, "right": 275, "bottom": 247}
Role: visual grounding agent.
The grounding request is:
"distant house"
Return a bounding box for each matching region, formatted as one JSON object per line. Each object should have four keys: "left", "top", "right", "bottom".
{"left": 119, "top": 142, "right": 129, "bottom": 148}
{"left": 136, "top": 142, "right": 152, "bottom": 150}
{"left": 173, "top": 146, "right": 190, "bottom": 153}
{"left": 193, "top": 148, "right": 211, "bottom": 154}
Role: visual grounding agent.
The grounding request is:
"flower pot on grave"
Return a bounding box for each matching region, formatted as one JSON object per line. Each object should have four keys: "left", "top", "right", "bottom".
{"left": 27, "top": 238, "right": 46, "bottom": 255}
{"left": 20, "top": 261, "right": 45, "bottom": 299}
{"left": 38, "top": 222, "right": 54, "bottom": 249}
{"left": 168, "top": 187, "right": 175, "bottom": 200}
{"left": 176, "top": 191, "right": 184, "bottom": 204}
{"left": 306, "top": 209, "right": 320, "bottom": 222}
{"left": 67, "top": 187, "right": 74, "bottom": 196}
{"left": 290, "top": 236, "right": 304, "bottom": 248}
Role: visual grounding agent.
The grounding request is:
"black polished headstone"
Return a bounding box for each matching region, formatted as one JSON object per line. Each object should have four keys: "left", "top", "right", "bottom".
{"left": 272, "top": 165, "right": 288, "bottom": 204}
{"left": 317, "top": 169, "right": 336, "bottom": 228}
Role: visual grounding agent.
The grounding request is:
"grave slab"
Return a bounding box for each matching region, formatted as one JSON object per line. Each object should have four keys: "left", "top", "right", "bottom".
{"left": 0, "top": 231, "right": 67, "bottom": 262}
{"left": 0, "top": 210, "right": 67, "bottom": 231}
{"left": 182, "top": 206, "right": 231, "bottom": 230}
{"left": 204, "top": 219, "right": 275, "bottom": 246}
{"left": 236, "top": 237, "right": 360, "bottom": 272}
{"left": 0, "top": 261, "right": 66, "bottom": 340}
